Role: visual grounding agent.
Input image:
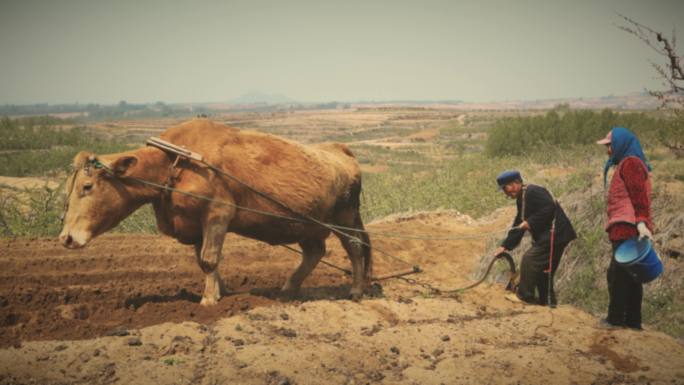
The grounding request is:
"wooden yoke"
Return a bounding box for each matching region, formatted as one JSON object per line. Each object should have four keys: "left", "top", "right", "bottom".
{"left": 146, "top": 137, "right": 204, "bottom": 162}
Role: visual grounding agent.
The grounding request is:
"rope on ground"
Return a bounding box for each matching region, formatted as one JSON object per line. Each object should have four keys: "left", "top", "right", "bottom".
{"left": 533, "top": 307, "right": 556, "bottom": 337}
{"left": 395, "top": 252, "right": 516, "bottom": 295}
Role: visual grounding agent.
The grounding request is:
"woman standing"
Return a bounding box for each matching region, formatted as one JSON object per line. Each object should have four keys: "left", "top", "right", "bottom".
{"left": 597, "top": 127, "right": 653, "bottom": 330}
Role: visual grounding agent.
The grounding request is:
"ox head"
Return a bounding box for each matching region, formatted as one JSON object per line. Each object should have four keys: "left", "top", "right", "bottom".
{"left": 59, "top": 150, "right": 142, "bottom": 248}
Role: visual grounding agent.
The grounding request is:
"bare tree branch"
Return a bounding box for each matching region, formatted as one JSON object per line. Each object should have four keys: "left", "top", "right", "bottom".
{"left": 617, "top": 13, "right": 684, "bottom": 103}
{"left": 617, "top": 14, "right": 684, "bottom": 156}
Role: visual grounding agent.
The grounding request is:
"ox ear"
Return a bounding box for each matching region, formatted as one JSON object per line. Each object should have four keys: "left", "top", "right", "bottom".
{"left": 109, "top": 155, "right": 138, "bottom": 177}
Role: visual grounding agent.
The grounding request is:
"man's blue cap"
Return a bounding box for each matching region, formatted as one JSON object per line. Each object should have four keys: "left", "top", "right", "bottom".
{"left": 496, "top": 170, "right": 522, "bottom": 190}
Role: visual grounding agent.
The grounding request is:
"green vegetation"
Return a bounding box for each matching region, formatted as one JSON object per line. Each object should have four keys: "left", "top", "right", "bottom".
{"left": 361, "top": 154, "right": 510, "bottom": 220}
{"left": 0, "top": 116, "right": 131, "bottom": 176}
{"left": 1, "top": 116, "right": 85, "bottom": 150}
{"left": 555, "top": 193, "right": 609, "bottom": 314}
{"left": 1, "top": 145, "right": 131, "bottom": 177}
{"left": 0, "top": 183, "right": 65, "bottom": 238}
{"left": 657, "top": 114, "right": 684, "bottom": 156}
{"left": 485, "top": 107, "right": 666, "bottom": 157}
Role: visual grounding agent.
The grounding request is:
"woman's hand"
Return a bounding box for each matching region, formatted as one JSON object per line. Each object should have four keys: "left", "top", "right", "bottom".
{"left": 637, "top": 222, "right": 653, "bottom": 241}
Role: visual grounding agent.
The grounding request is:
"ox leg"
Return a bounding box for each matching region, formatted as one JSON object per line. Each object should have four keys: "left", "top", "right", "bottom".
{"left": 335, "top": 210, "right": 372, "bottom": 301}
{"left": 281, "top": 238, "right": 326, "bottom": 295}
{"left": 196, "top": 213, "right": 231, "bottom": 306}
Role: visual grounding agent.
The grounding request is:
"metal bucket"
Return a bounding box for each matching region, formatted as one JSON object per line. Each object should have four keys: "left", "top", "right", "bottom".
{"left": 614, "top": 238, "right": 663, "bottom": 283}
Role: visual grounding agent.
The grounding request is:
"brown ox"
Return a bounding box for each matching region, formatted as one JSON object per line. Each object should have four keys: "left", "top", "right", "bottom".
{"left": 59, "top": 119, "right": 372, "bottom": 305}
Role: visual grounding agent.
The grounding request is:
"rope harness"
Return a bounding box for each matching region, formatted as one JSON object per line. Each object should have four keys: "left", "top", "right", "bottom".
{"left": 60, "top": 138, "right": 518, "bottom": 295}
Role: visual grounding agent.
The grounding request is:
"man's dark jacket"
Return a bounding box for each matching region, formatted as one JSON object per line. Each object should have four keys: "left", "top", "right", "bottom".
{"left": 501, "top": 184, "right": 576, "bottom": 250}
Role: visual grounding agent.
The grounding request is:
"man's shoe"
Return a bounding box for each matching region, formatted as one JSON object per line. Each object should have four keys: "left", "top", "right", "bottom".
{"left": 598, "top": 318, "right": 624, "bottom": 330}
{"left": 505, "top": 292, "right": 524, "bottom": 304}
{"left": 506, "top": 272, "right": 520, "bottom": 292}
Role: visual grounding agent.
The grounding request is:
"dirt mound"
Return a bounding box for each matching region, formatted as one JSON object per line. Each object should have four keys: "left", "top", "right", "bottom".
{"left": 1, "top": 211, "right": 683, "bottom": 384}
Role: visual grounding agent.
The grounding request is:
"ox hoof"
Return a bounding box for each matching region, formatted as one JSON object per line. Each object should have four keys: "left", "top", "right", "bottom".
{"left": 279, "top": 288, "right": 300, "bottom": 301}
{"left": 200, "top": 296, "right": 220, "bottom": 306}
{"left": 349, "top": 289, "right": 363, "bottom": 302}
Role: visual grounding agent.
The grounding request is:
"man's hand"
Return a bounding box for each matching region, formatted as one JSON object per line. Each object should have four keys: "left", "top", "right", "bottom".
{"left": 518, "top": 220, "right": 530, "bottom": 231}
{"left": 637, "top": 222, "right": 653, "bottom": 241}
{"left": 495, "top": 246, "right": 507, "bottom": 256}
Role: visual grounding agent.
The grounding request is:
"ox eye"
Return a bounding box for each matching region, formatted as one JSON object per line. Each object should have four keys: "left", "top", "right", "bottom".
{"left": 81, "top": 183, "right": 93, "bottom": 196}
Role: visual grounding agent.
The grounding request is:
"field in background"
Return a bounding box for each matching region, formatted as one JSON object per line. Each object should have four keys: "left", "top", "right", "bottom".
{"left": 1, "top": 107, "right": 683, "bottom": 339}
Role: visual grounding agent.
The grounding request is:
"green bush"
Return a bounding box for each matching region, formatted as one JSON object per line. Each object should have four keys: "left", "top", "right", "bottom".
{"left": 0, "top": 184, "right": 64, "bottom": 237}
{"left": 485, "top": 108, "right": 666, "bottom": 157}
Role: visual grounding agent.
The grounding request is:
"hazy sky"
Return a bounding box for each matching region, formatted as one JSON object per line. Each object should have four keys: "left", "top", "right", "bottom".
{"left": 1, "top": 0, "right": 682, "bottom": 104}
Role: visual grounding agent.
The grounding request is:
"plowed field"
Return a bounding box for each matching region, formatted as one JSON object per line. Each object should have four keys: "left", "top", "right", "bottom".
{"left": 1, "top": 210, "right": 683, "bottom": 385}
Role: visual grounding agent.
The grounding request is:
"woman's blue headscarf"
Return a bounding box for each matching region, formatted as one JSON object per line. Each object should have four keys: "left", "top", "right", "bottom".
{"left": 603, "top": 127, "right": 652, "bottom": 185}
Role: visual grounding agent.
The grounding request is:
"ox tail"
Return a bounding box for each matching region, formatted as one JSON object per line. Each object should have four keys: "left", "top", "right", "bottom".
{"left": 336, "top": 179, "right": 372, "bottom": 285}
{"left": 349, "top": 180, "right": 372, "bottom": 283}
{"left": 357, "top": 216, "right": 373, "bottom": 285}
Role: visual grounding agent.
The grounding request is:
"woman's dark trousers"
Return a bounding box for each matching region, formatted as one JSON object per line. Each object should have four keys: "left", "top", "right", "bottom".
{"left": 607, "top": 241, "right": 643, "bottom": 329}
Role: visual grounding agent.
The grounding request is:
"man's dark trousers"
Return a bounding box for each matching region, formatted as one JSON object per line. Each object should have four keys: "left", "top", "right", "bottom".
{"left": 518, "top": 241, "right": 569, "bottom": 305}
